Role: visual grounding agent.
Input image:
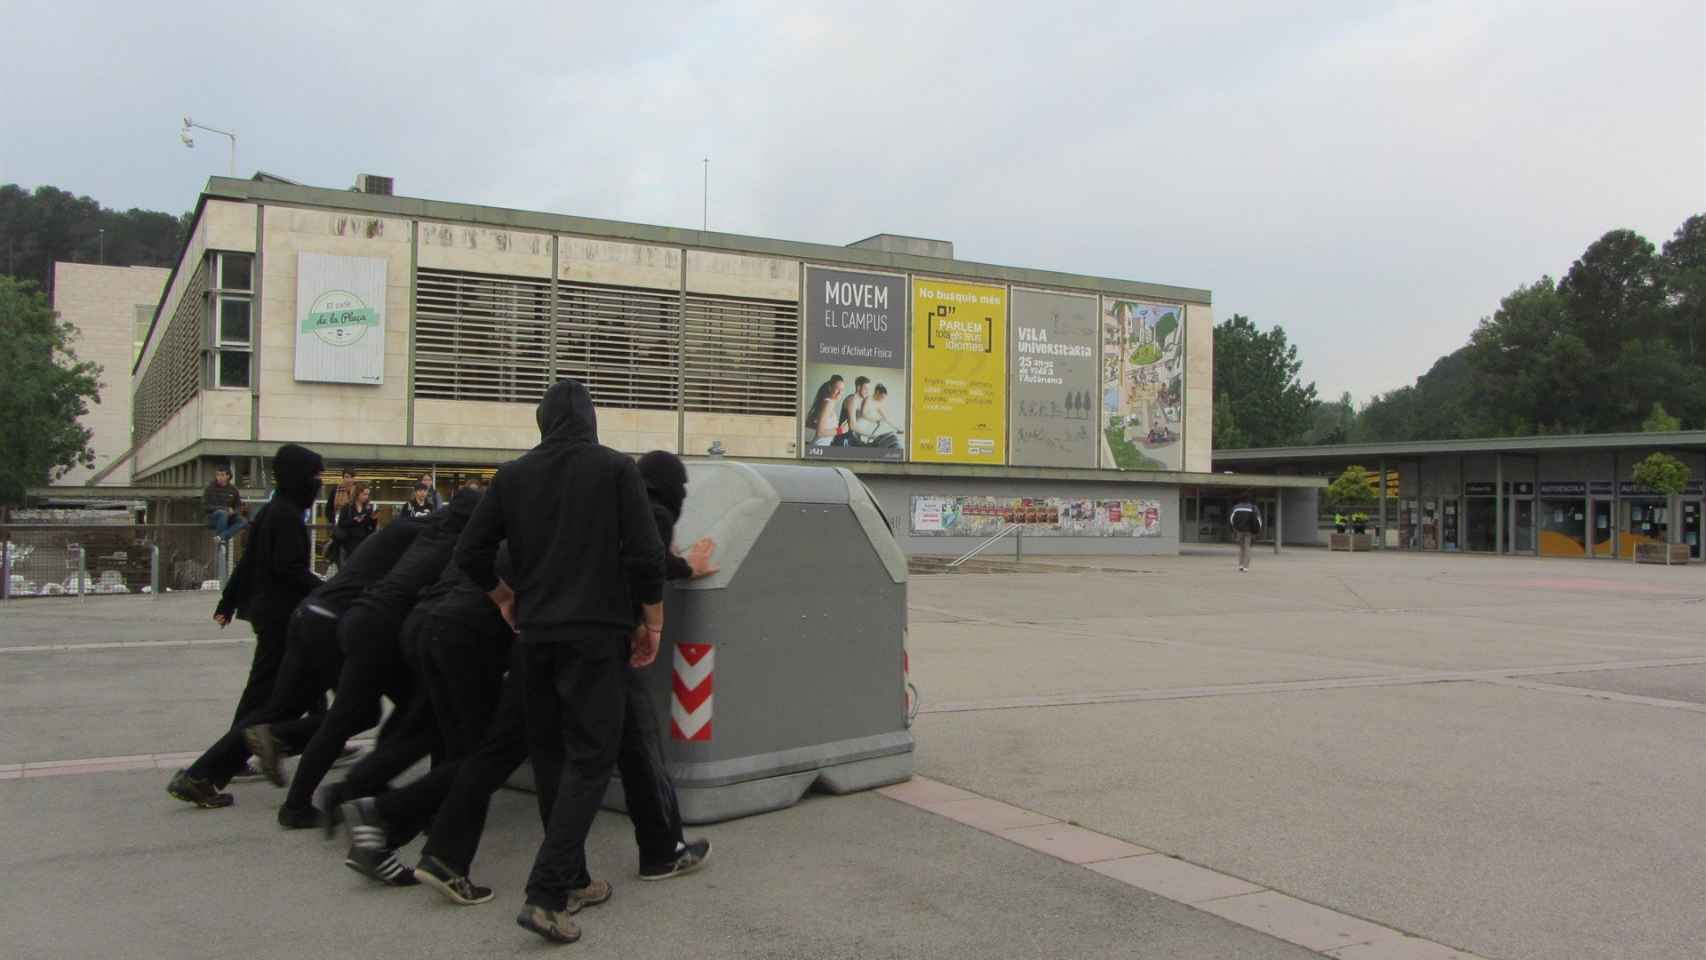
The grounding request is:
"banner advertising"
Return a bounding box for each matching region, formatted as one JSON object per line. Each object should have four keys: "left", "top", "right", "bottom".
{"left": 1100, "top": 299, "right": 1184, "bottom": 470}
{"left": 1010, "top": 289, "right": 1099, "bottom": 468}
{"left": 910, "top": 495, "right": 1162, "bottom": 538}
{"left": 295, "top": 252, "right": 387, "bottom": 385}
{"left": 912, "top": 279, "right": 1007, "bottom": 464}
{"left": 801, "top": 266, "right": 907, "bottom": 461}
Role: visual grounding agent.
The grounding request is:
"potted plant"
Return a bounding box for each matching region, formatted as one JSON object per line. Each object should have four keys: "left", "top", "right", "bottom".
{"left": 1326, "top": 465, "right": 1379, "bottom": 551}
{"left": 1631, "top": 452, "right": 1692, "bottom": 565}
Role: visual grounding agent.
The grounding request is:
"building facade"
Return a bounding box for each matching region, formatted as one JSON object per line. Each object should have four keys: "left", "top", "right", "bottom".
{"left": 124, "top": 175, "right": 1312, "bottom": 555}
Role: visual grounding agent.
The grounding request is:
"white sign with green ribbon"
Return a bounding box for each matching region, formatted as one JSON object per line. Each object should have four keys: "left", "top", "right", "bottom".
{"left": 295, "top": 253, "right": 387, "bottom": 384}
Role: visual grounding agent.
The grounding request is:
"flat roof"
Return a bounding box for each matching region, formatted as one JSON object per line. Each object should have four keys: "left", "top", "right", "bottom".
{"left": 1213, "top": 430, "right": 1706, "bottom": 464}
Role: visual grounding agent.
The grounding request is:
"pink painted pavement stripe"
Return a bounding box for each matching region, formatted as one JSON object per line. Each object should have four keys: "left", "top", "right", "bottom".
{"left": 997, "top": 822, "right": 1152, "bottom": 864}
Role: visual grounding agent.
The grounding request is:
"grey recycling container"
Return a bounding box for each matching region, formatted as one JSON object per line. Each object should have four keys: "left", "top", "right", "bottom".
{"left": 623, "top": 460, "right": 913, "bottom": 823}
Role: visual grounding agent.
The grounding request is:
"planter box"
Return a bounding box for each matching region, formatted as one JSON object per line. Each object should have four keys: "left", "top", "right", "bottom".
{"left": 1329, "top": 533, "right": 1374, "bottom": 552}
{"left": 1633, "top": 542, "right": 1690, "bottom": 565}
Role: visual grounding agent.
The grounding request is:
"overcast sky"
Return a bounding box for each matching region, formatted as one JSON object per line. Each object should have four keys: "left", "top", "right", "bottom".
{"left": 3, "top": 0, "right": 1700, "bottom": 402}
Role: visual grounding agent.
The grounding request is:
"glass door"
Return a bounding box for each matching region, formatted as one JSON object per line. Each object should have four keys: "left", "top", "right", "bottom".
{"left": 1590, "top": 500, "right": 1613, "bottom": 557}
{"left": 1442, "top": 500, "right": 1460, "bottom": 552}
{"left": 1685, "top": 501, "right": 1701, "bottom": 559}
{"left": 1511, "top": 499, "right": 1536, "bottom": 553}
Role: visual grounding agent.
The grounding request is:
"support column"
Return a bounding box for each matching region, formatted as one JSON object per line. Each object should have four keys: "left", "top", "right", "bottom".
{"left": 1495, "top": 454, "right": 1504, "bottom": 555}
{"left": 1378, "top": 458, "right": 1387, "bottom": 550}
{"left": 1274, "top": 487, "right": 1283, "bottom": 554}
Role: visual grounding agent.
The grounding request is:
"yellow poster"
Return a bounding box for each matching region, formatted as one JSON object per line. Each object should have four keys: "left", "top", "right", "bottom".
{"left": 911, "top": 278, "right": 1007, "bottom": 463}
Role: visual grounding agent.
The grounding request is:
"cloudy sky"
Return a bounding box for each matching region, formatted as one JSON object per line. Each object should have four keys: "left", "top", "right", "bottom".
{"left": 4, "top": 0, "right": 1700, "bottom": 402}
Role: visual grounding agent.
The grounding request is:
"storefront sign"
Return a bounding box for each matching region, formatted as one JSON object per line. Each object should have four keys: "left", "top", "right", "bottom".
{"left": 911, "top": 279, "right": 1007, "bottom": 464}
{"left": 295, "top": 253, "right": 387, "bottom": 385}
{"left": 910, "top": 495, "right": 1161, "bottom": 538}
{"left": 1620, "top": 480, "right": 1706, "bottom": 496}
{"left": 1538, "top": 481, "right": 1586, "bottom": 497}
{"left": 1100, "top": 299, "right": 1184, "bottom": 471}
{"left": 801, "top": 266, "right": 907, "bottom": 462}
{"left": 1464, "top": 482, "right": 1497, "bottom": 496}
{"left": 1589, "top": 481, "right": 1615, "bottom": 496}
{"left": 1009, "top": 289, "right": 1098, "bottom": 468}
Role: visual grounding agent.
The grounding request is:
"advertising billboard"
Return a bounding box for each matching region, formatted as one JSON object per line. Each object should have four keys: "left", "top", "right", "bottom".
{"left": 910, "top": 495, "right": 1162, "bottom": 538}
{"left": 295, "top": 252, "right": 388, "bottom": 385}
{"left": 1010, "top": 288, "right": 1098, "bottom": 468}
{"left": 911, "top": 279, "right": 1007, "bottom": 464}
{"left": 1100, "top": 299, "right": 1184, "bottom": 470}
{"left": 801, "top": 266, "right": 907, "bottom": 461}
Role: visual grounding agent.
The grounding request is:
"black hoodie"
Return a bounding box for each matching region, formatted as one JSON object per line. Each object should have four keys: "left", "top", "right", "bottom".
{"left": 456, "top": 379, "right": 665, "bottom": 635}
{"left": 228, "top": 444, "right": 325, "bottom": 626}
{"left": 638, "top": 450, "right": 694, "bottom": 582}
{"left": 306, "top": 515, "right": 428, "bottom": 617}
{"left": 352, "top": 486, "right": 482, "bottom": 621}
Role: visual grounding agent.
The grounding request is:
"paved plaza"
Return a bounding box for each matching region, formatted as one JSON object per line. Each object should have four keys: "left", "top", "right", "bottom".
{"left": 4, "top": 547, "right": 1705, "bottom": 958}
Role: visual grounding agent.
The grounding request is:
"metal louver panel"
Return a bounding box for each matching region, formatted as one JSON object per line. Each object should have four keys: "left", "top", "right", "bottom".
{"left": 414, "top": 268, "right": 553, "bottom": 403}
{"left": 134, "top": 262, "right": 207, "bottom": 441}
{"left": 682, "top": 294, "right": 799, "bottom": 416}
{"left": 554, "top": 282, "right": 681, "bottom": 411}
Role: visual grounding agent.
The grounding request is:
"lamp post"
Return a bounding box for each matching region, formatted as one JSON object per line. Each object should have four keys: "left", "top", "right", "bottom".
{"left": 181, "top": 116, "right": 236, "bottom": 176}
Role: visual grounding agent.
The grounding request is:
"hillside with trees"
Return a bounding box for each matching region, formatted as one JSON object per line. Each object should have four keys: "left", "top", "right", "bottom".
{"left": 0, "top": 184, "right": 189, "bottom": 296}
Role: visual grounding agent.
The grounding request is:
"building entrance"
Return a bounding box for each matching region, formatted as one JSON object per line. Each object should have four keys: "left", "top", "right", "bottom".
{"left": 1539, "top": 498, "right": 1587, "bottom": 557}
{"left": 1510, "top": 498, "right": 1535, "bottom": 553}
{"left": 1465, "top": 497, "right": 1497, "bottom": 552}
{"left": 1590, "top": 500, "right": 1614, "bottom": 557}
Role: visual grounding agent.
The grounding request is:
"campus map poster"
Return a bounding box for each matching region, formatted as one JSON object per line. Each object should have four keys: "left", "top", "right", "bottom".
{"left": 1100, "top": 299, "right": 1184, "bottom": 470}
{"left": 801, "top": 266, "right": 907, "bottom": 461}
{"left": 910, "top": 495, "right": 1162, "bottom": 538}
{"left": 911, "top": 279, "right": 1006, "bottom": 464}
{"left": 1010, "top": 288, "right": 1098, "bottom": 468}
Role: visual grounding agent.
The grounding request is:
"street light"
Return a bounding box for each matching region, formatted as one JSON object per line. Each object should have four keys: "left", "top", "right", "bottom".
{"left": 181, "top": 116, "right": 236, "bottom": 176}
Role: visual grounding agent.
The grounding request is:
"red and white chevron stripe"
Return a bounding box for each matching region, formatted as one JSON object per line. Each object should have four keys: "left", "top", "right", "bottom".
{"left": 671, "top": 642, "right": 713, "bottom": 741}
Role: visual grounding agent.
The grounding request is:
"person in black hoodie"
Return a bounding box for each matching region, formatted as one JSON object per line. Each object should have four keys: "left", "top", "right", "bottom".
{"left": 346, "top": 451, "right": 714, "bottom": 902}
{"left": 274, "top": 486, "right": 482, "bottom": 828}
{"left": 454, "top": 379, "right": 666, "bottom": 943}
{"left": 168, "top": 443, "right": 323, "bottom": 809}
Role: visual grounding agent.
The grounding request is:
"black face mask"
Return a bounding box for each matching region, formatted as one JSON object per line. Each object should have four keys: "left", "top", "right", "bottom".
{"left": 638, "top": 450, "right": 688, "bottom": 518}
{"left": 272, "top": 444, "right": 325, "bottom": 510}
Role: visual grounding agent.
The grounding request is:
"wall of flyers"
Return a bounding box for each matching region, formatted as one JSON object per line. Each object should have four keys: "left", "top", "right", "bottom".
{"left": 910, "top": 495, "right": 1162, "bottom": 537}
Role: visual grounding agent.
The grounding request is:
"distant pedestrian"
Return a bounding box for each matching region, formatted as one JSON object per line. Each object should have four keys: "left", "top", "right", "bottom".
{"left": 336, "top": 483, "right": 379, "bottom": 562}
{"left": 400, "top": 483, "right": 436, "bottom": 521}
{"left": 1229, "top": 496, "right": 1263, "bottom": 573}
{"left": 203, "top": 466, "right": 247, "bottom": 542}
{"left": 418, "top": 473, "right": 443, "bottom": 511}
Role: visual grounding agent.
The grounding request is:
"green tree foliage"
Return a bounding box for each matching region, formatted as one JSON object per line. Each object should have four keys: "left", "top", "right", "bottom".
{"left": 1642, "top": 402, "right": 1682, "bottom": 433}
{"left": 1303, "top": 392, "right": 1357, "bottom": 445}
{"left": 1326, "top": 465, "right": 1378, "bottom": 507}
{"left": 1632, "top": 451, "right": 1690, "bottom": 497}
{"left": 1211, "top": 314, "right": 1317, "bottom": 448}
{"left": 1354, "top": 215, "right": 1706, "bottom": 441}
{"left": 0, "top": 278, "right": 102, "bottom": 504}
{"left": 0, "top": 184, "right": 188, "bottom": 296}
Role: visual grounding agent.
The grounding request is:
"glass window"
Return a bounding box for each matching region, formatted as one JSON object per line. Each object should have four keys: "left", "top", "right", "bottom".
{"left": 217, "top": 350, "right": 251, "bottom": 389}
{"left": 220, "top": 253, "right": 252, "bottom": 291}
{"left": 218, "top": 297, "right": 251, "bottom": 346}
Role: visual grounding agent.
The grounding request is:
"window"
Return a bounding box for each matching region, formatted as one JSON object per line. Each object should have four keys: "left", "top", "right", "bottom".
{"left": 682, "top": 293, "right": 799, "bottom": 416}
{"left": 218, "top": 297, "right": 251, "bottom": 346}
{"left": 555, "top": 282, "right": 682, "bottom": 410}
{"left": 210, "top": 252, "right": 253, "bottom": 389}
{"left": 414, "top": 268, "right": 553, "bottom": 402}
{"left": 220, "top": 253, "right": 252, "bottom": 291}
{"left": 217, "top": 350, "right": 251, "bottom": 389}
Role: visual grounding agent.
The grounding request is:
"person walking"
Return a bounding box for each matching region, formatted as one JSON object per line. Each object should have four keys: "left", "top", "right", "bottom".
{"left": 455, "top": 379, "right": 667, "bottom": 945}
{"left": 203, "top": 465, "right": 247, "bottom": 542}
{"left": 167, "top": 443, "right": 323, "bottom": 809}
{"left": 1229, "top": 495, "right": 1263, "bottom": 573}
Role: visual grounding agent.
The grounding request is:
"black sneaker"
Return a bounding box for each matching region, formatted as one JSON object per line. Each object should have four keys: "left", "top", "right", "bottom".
{"left": 639, "top": 838, "right": 712, "bottom": 881}
{"left": 231, "top": 759, "right": 267, "bottom": 784}
{"left": 344, "top": 844, "right": 420, "bottom": 886}
{"left": 341, "top": 797, "right": 388, "bottom": 850}
{"left": 315, "top": 783, "right": 347, "bottom": 838}
{"left": 167, "top": 769, "right": 234, "bottom": 809}
{"left": 242, "top": 725, "right": 286, "bottom": 787}
{"left": 276, "top": 803, "right": 320, "bottom": 830}
{"left": 516, "top": 904, "right": 580, "bottom": 944}
{"left": 415, "top": 854, "right": 495, "bottom": 906}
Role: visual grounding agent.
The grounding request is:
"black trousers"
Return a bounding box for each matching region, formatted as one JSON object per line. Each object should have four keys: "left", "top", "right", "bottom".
{"left": 422, "top": 618, "right": 511, "bottom": 762}
{"left": 522, "top": 630, "right": 628, "bottom": 910}
{"left": 228, "top": 615, "right": 289, "bottom": 726}
{"left": 331, "top": 607, "right": 443, "bottom": 802}
{"left": 186, "top": 608, "right": 339, "bottom": 787}
{"left": 282, "top": 605, "right": 404, "bottom": 810}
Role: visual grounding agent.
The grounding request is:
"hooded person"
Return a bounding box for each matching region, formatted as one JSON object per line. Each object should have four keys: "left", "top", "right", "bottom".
{"left": 452, "top": 379, "right": 667, "bottom": 942}
{"left": 271, "top": 486, "right": 484, "bottom": 829}
{"left": 169, "top": 444, "right": 324, "bottom": 810}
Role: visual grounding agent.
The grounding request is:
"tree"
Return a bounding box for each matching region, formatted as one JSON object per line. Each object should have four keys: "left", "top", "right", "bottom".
{"left": 1660, "top": 214, "right": 1706, "bottom": 360}
{"left": 1213, "top": 392, "right": 1248, "bottom": 450}
{"left": 1559, "top": 229, "right": 1665, "bottom": 357}
{"left": 1632, "top": 452, "right": 1690, "bottom": 498}
{"left": 0, "top": 184, "right": 189, "bottom": 296}
{"left": 1211, "top": 314, "right": 1317, "bottom": 449}
{"left": 1303, "top": 392, "right": 1357, "bottom": 445}
{"left": 1326, "top": 465, "right": 1379, "bottom": 508}
{"left": 0, "top": 278, "right": 102, "bottom": 505}
{"left": 1641, "top": 402, "right": 1681, "bottom": 433}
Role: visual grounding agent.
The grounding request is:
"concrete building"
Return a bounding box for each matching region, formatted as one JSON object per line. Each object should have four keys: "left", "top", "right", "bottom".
{"left": 49, "top": 263, "right": 172, "bottom": 486}
{"left": 1214, "top": 433, "right": 1706, "bottom": 559}
{"left": 114, "top": 174, "right": 1313, "bottom": 556}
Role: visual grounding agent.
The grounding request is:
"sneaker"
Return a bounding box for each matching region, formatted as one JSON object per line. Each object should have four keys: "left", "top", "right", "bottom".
{"left": 415, "top": 854, "right": 495, "bottom": 906}
{"left": 516, "top": 904, "right": 580, "bottom": 944}
{"left": 315, "top": 783, "right": 347, "bottom": 838}
{"left": 344, "top": 844, "right": 420, "bottom": 887}
{"left": 231, "top": 759, "right": 267, "bottom": 784}
{"left": 567, "top": 878, "right": 612, "bottom": 913}
{"left": 639, "top": 838, "right": 712, "bottom": 881}
{"left": 167, "top": 769, "right": 234, "bottom": 809}
{"left": 242, "top": 725, "right": 286, "bottom": 787}
{"left": 341, "top": 797, "right": 388, "bottom": 850}
{"left": 276, "top": 803, "right": 320, "bottom": 830}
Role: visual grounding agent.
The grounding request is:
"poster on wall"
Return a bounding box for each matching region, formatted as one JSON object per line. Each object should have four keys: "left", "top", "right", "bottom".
{"left": 295, "top": 252, "right": 387, "bottom": 385}
{"left": 801, "top": 266, "right": 907, "bottom": 461}
{"left": 1100, "top": 299, "right": 1184, "bottom": 471}
{"left": 910, "top": 495, "right": 1162, "bottom": 538}
{"left": 1010, "top": 289, "right": 1099, "bottom": 468}
{"left": 911, "top": 279, "right": 1007, "bottom": 464}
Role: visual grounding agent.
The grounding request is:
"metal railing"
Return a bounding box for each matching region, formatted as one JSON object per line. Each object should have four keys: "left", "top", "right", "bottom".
{"left": 1, "top": 524, "right": 237, "bottom": 600}
{"left": 947, "top": 524, "right": 1025, "bottom": 568}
